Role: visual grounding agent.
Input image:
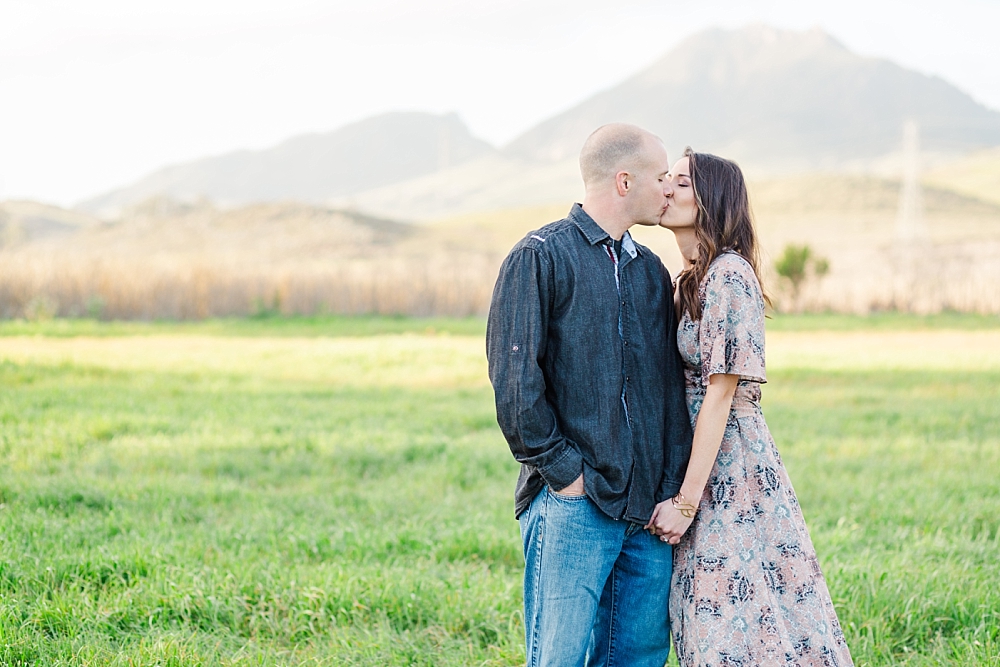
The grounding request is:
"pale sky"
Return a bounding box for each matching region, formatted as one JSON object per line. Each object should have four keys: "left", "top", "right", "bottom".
{"left": 2, "top": 0, "right": 999, "bottom": 206}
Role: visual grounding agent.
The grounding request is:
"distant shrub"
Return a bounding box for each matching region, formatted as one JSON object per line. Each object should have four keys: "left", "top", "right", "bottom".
{"left": 775, "top": 244, "right": 829, "bottom": 312}
{"left": 251, "top": 290, "right": 283, "bottom": 319}
{"left": 85, "top": 295, "right": 106, "bottom": 320}
{"left": 23, "top": 296, "right": 58, "bottom": 322}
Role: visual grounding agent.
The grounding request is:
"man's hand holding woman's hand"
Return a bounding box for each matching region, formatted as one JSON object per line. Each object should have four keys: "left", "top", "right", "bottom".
{"left": 645, "top": 498, "right": 695, "bottom": 545}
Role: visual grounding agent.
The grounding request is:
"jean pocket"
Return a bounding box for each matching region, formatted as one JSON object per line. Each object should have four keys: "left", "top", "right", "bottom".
{"left": 547, "top": 487, "right": 589, "bottom": 501}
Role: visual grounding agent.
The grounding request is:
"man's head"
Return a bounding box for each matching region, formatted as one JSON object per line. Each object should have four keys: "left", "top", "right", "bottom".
{"left": 579, "top": 123, "right": 671, "bottom": 230}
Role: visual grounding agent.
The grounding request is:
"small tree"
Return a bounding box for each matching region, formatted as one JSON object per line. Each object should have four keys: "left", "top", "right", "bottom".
{"left": 775, "top": 244, "right": 829, "bottom": 312}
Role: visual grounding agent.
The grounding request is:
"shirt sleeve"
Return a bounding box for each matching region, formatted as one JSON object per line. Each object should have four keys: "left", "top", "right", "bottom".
{"left": 697, "top": 256, "right": 767, "bottom": 386}
{"left": 657, "top": 261, "right": 694, "bottom": 502}
{"left": 486, "top": 246, "right": 583, "bottom": 491}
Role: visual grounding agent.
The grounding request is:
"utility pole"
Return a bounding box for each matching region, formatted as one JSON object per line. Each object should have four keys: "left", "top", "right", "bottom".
{"left": 895, "top": 119, "right": 926, "bottom": 242}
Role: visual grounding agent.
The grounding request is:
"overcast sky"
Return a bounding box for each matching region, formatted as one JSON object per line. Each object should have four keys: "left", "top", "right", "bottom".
{"left": 2, "top": 0, "right": 999, "bottom": 206}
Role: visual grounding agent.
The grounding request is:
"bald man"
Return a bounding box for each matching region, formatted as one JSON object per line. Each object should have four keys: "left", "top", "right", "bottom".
{"left": 487, "top": 124, "right": 693, "bottom": 666}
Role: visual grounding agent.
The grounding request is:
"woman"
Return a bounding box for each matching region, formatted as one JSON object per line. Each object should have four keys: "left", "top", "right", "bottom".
{"left": 648, "top": 148, "right": 854, "bottom": 666}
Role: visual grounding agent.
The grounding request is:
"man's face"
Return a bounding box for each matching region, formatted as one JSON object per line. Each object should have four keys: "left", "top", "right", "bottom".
{"left": 627, "top": 137, "right": 672, "bottom": 226}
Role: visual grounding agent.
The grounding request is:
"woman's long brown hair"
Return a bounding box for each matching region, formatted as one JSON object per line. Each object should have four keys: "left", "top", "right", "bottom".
{"left": 675, "top": 147, "right": 769, "bottom": 321}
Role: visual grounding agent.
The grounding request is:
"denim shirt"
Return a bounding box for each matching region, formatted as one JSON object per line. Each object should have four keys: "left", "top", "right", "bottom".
{"left": 486, "top": 204, "right": 693, "bottom": 523}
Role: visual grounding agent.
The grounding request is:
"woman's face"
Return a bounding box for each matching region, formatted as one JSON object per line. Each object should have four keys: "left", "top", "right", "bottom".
{"left": 660, "top": 156, "right": 698, "bottom": 230}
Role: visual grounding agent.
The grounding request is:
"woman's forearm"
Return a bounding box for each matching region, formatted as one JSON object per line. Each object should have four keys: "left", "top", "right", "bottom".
{"left": 645, "top": 373, "right": 740, "bottom": 542}
{"left": 679, "top": 373, "right": 739, "bottom": 501}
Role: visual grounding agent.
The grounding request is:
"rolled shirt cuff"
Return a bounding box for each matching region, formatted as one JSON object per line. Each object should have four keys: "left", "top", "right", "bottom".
{"left": 539, "top": 444, "right": 584, "bottom": 492}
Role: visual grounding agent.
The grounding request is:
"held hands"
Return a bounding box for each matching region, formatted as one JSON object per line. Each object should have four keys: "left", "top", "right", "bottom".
{"left": 551, "top": 474, "right": 697, "bottom": 545}
{"left": 644, "top": 493, "right": 698, "bottom": 545}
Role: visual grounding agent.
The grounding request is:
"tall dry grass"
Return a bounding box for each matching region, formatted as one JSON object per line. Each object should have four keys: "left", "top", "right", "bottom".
{"left": 2, "top": 182, "right": 1000, "bottom": 320}
{"left": 3, "top": 239, "right": 998, "bottom": 320}
{"left": 0, "top": 256, "right": 498, "bottom": 320}
{"left": 766, "top": 241, "right": 1000, "bottom": 315}
{"left": 0, "top": 201, "right": 500, "bottom": 320}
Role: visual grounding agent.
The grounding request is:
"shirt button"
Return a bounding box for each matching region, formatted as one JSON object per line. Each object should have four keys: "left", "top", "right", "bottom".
{"left": 623, "top": 340, "right": 628, "bottom": 346}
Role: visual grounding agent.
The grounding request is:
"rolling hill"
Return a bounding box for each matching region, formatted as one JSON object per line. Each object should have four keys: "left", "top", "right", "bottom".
{"left": 924, "top": 146, "right": 1000, "bottom": 207}
{"left": 0, "top": 200, "right": 103, "bottom": 247}
{"left": 78, "top": 112, "right": 496, "bottom": 217}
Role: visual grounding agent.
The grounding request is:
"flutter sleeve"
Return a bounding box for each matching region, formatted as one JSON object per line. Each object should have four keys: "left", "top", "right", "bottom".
{"left": 697, "top": 253, "right": 767, "bottom": 386}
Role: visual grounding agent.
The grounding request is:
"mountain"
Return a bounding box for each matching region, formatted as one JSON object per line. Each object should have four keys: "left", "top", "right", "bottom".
{"left": 77, "top": 26, "right": 1000, "bottom": 221}
{"left": 504, "top": 25, "right": 1000, "bottom": 171}
{"left": 78, "top": 112, "right": 496, "bottom": 217}
{"left": 336, "top": 26, "right": 1000, "bottom": 221}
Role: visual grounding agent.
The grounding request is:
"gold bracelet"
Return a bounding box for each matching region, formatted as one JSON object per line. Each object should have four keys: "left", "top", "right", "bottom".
{"left": 671, "top": 492, "right": 697, "bottom": 518}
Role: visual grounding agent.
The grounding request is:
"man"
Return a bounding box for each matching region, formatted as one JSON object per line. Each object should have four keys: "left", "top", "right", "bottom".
{"left": 486, "top": 123, "right": 693, "bottom": 667}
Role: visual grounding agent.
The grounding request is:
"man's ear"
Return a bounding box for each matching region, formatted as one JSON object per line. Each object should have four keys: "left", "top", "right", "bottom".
{"left": 615, "top": 171, "right": 630, "bottom": 197}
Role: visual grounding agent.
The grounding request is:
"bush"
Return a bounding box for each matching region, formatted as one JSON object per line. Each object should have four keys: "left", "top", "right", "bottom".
{"left": 775, "top": 243, "right": 829, "bottom": 312}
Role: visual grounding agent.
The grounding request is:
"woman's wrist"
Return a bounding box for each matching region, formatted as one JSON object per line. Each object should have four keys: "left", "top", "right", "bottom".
{"left": 679, "top": 484, "right": 704, "bottom": 504}
{"left": 671, "top": 490, "right": 698, "bottom": 518}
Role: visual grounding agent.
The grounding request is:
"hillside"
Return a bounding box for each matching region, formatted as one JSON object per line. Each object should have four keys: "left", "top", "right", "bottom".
{"left": 0, "top": 199, "right": 481, "bottom": 319}
{"left": 78, "top": 112, "right": 496, "bottom": 217}
{"left": 504, "top": 26, "right": 1000, "bottom": 172}
{"left": 24, "top": 172, "right": 999, "bottom": 265}
{"left": 426, "top": 179, "right": 1000, "bottom": 314}
{"left": 0, "top": 200, "right": 102, "bottom": 247}
{"left": 329, "top": 155, "right": 582, "bottom": 222}
{"left": 11, "top": 199, "right": 413, "bottom": 266}
{"left": 427, "top": 176, "right": 1000, "bottom": 267}
{"left": 923, "top": 147, "right": 1000, "bottom": 207}
{"left": 5, "top": 166, "right": 1000, "bottom": 318}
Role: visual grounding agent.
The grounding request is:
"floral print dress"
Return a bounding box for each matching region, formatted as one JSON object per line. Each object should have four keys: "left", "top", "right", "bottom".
{"left": 670, "top": 252, "right": 853, "bottom": 667}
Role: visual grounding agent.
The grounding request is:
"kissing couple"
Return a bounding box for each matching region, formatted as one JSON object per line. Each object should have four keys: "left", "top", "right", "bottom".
{"left": 486, "top": 123, "right": 854, "bottom": 667}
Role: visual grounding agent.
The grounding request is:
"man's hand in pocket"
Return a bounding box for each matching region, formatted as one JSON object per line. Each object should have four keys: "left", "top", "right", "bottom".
{"left": 553, "top": 474, "right": 585, "bottom": 497}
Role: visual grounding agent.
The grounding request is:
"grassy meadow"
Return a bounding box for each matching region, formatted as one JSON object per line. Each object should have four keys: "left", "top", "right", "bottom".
{"left": 0, "top": 315, "right": 998, "bottom": 666}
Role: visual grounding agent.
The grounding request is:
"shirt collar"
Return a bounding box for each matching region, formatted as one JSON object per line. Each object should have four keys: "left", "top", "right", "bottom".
{"left": 569, "top": 203, "right": 608, "bottom": 245}
{"left": 569, "top": 203, "right": 640, "bottom": 258}
{"left": 620, "top": 232, "right": 638, "bottom": 259}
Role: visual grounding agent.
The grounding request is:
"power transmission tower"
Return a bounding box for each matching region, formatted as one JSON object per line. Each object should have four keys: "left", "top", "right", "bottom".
{"left": 890, "top": 119, "right": 936, "bottom": 312}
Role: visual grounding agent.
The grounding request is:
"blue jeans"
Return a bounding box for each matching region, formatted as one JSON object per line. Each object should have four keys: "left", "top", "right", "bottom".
{"left": 519, "top": 487, "right": 673, "bottom": 667}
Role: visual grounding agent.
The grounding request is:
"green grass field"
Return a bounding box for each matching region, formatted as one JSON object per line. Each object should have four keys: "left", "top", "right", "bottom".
{"left": 1, "top": 316, "right": 998, "bottom": 666}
